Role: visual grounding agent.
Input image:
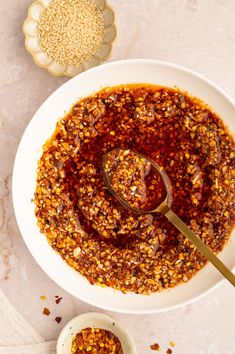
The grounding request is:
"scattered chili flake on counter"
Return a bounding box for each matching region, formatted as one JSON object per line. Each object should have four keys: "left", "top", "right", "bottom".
{"left": 40, "top": 295, "right": 47, "bottom": 300}
{"left": 35, "top": 84, "right": 235, "bottom": 294}
{"left": 150, "top": 342, "right": 160, "bottom": 351}
{"left": 55, "top": 296, "right": 63, "bottom": 304}
{"left": 166, "top": 348, "right": 173, "bottom": 354}
{"left": 43, "top": 307, "right": 50, "bottom": 316}
{"left": 55, "top": 316, "right": 62, "bottom": 323}
{"left": 71, "top": 327, "right": 124, "bottom": 353}
{"left": 170, "top": 341, "right": 175, "bottom": 347}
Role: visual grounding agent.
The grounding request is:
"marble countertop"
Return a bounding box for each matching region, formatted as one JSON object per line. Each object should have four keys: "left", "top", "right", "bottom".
{"left": 0, "top": 0, "right": 235, "bottom": 353}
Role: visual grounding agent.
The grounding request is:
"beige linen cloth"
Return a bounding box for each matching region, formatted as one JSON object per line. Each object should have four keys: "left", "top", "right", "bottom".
{"left": 0, "top": 288, "right": 56, "bottom": 354}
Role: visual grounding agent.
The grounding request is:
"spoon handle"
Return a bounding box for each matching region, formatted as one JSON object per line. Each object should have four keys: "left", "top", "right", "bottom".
{"left": 164, "top": 209, "right": 235, "bottom": 287}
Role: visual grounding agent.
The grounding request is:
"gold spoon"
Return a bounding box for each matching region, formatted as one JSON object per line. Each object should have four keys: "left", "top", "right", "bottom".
{"left": 102, "top": 148, "right": 235, "bottom": 287}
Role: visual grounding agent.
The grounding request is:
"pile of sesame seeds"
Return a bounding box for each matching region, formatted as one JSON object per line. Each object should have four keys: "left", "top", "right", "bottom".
{"left": 37, "top": 0, "right": 104, "bottom": 66}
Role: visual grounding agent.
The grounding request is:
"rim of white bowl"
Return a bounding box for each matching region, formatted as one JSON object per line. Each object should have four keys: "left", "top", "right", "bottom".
{"left": 12, "top": 59, "right": 235, "bottom": 314}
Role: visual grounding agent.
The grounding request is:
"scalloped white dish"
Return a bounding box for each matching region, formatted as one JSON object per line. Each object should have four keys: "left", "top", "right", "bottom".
{"left": 12, "top": 59, "right": 235, "bottom": 314}
{"left": 23, "top": 0, "right": 116, "bottom": 77}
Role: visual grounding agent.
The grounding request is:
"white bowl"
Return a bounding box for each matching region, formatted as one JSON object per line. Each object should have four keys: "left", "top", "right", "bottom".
{"left": 57, "top": 312, "right": 137, "bottom": 354}
{"left": 12, "top": 59, "right": 235, "bottom": 314}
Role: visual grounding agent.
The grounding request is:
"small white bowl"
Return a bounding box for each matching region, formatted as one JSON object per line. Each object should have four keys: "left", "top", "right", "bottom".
{"left": 57, "top": 312, "right": 137, "bottom": 354}
{"left": 23, "top": 0, "right": 116, "bottom": 77}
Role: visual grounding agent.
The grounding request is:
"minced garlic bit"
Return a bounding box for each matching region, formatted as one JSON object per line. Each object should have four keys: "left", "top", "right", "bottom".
{"left": 37, "top": 0, "right": 104, "bottom": 66}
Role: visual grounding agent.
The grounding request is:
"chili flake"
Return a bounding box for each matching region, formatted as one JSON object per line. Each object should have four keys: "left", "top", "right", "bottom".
{"left": 55, "top": 296, "right": 63, "bottom": 304}
{"left": 55, "top": 316, "right": 62, "bottom": 323}
{"left": 43, "top": 307, "right": 50, "bottom": 316}
{"left": 150, "top": 342, "right": 160, "bottom": 351}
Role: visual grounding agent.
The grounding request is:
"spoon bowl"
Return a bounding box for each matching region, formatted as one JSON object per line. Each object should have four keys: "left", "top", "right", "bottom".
{"left": 102, "top": 148, "right": 173, "bottom": 214}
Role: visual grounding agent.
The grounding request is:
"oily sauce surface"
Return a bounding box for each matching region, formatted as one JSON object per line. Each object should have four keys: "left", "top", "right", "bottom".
{"left": 35, "top": 85, "right": 235, "bottom": 293}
